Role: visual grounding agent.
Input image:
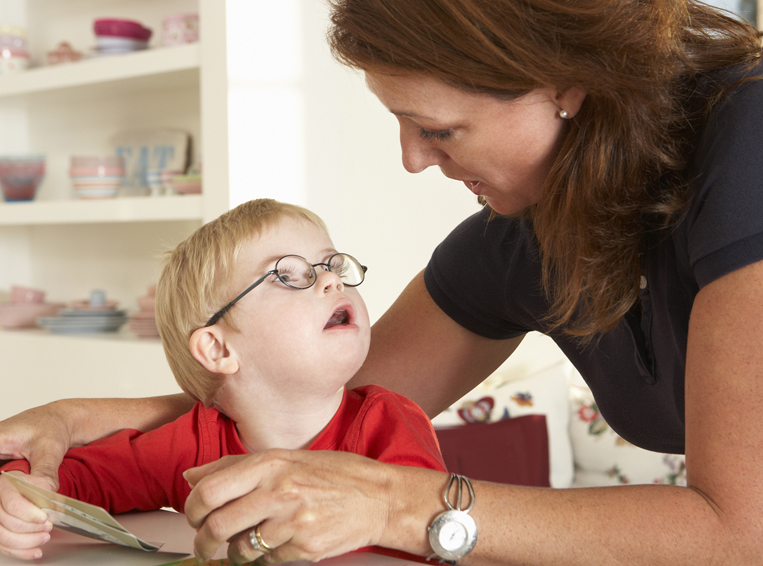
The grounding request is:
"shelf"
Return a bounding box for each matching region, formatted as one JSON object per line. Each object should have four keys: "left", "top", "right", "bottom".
{"left": 0, "top": 43, "right": 200, "bottom": 100}
{"left": 0, "top": 195, "right": 203, "bottom": 226}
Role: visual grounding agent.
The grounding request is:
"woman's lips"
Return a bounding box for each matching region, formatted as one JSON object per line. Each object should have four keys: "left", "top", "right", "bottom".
{"left": 464, "top": 180, "right": 483, "bottom": 196}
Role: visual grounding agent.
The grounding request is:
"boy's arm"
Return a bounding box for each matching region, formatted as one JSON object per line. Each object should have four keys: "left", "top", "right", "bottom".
{"left": 0, "top": 394, "right": 196, "bottom": 490}
{"left": 1, "top": 403, "right": 204, "bottom": 516}
{"left": 356, "top": 389, "right": 447, "bottom": 473}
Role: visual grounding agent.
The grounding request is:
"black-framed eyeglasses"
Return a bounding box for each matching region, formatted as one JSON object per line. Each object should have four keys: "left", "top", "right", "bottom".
{"left": 204, "top": 253, "right": 367, "bottom": 327}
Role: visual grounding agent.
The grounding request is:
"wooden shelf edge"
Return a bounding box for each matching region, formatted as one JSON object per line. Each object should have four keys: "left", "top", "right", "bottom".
{"left": 0, "top": 195, "right": 204, "bottom": 226}
{"left": 0, "top": 43, "right": 201, "bottom": 98}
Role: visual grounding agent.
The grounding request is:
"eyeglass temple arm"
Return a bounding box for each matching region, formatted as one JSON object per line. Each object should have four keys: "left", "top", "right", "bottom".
{"left": 203, "top": 271, "right": 273, "bottom": 327}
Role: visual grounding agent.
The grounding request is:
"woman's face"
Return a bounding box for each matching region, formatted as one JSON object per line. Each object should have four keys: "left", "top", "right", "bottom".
{"left": 366, "top": 73, "right": 578, "bottom": 215}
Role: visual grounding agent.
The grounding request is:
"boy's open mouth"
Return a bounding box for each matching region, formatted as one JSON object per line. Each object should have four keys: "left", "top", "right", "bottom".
{"left": 324, "top": 305, "right": 353, "bottom": 329}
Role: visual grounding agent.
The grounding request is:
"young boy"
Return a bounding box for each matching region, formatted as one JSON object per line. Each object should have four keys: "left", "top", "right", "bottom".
{"left": 0, "top": 199, "right": 446, "bottom": 560}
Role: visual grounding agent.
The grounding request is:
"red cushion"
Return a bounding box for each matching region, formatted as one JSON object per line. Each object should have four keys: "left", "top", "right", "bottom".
{"left": 435, "top": 415, "right": 551, "bottom": 487}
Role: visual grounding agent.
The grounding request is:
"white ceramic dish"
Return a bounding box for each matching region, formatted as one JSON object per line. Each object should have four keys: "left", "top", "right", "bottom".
{"left": 95, "top": 36, "right": 149, "bottom": 50}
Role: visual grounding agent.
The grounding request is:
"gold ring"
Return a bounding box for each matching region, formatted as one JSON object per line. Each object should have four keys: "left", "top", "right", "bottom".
{"left": 255, "top": 523, "right": 274, "bottom": 553}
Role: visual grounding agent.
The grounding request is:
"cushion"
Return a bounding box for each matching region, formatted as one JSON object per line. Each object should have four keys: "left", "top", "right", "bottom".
{"left": 435, "top": 414, "right": 551, "bottom": 487}
{"left": 431, "top": 362, "right": 574, "bottom": 488}
{"left": 569, "top": 382, "right": 687, "bottom": 487}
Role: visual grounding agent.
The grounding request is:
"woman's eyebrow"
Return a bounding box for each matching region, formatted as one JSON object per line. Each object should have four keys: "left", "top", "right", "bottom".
{"left": 390, "top": 109, "right": 436, "bottom": 120}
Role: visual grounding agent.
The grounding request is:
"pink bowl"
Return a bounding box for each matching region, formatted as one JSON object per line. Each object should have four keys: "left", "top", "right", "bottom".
{"left": 0, "top": 302, "right": 65, "bottom": 329}
{"left": 69, "top": 166, "right": 124, "bottom": 177}
{"left": 94, "top": 19, "right": 152, "bottom": 41}
{"left": 0, "top": 156, "right": 46, "bottom": 201}
{"left": 10, "top": 285, "right": 45, "bottom": 304}
{"left": 137, "top": 296, "right": 155, "bottom": 312}
{"left": 71, "top": 155, "right": 124, "bottom": 168}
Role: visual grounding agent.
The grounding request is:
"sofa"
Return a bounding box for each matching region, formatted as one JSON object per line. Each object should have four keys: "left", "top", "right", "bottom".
{"left": 432, "top": 361, "right": 687, "bottom": 489}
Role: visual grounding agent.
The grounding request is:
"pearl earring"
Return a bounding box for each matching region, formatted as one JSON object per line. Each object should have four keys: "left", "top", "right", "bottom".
{"left": 559, "top": 109, "right": 569, "bottom": 119}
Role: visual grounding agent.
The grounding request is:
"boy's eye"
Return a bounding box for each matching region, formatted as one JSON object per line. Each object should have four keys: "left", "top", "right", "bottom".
{"left": 418, "top": 127, "right": 452, "bottom": 142}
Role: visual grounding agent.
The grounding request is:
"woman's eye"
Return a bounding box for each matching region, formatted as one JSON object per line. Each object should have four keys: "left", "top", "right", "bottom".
{"left": 418, "top": 127, "right": 452, "bottom": 142}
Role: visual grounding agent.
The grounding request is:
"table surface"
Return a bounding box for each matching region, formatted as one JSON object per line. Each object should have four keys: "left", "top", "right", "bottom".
{"left": 0, "top": 510, "right": 421, "bottom": 566}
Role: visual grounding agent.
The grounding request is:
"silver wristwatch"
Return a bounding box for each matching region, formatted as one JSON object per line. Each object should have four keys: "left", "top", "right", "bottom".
{"left": 428, "top": 474, "right": 478, "bottom": 563}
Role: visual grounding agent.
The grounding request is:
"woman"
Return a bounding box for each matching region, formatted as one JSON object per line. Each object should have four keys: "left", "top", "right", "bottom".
{"left": 2, "top": 0, "right": 763, "bottom": 564}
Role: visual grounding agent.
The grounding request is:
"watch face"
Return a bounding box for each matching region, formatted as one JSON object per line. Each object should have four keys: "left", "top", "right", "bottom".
{"left": 429, "top": 509, "right": 478, "bottom": 562}
{"left": 438, "top": 521, "right": 468, "bottom": 551}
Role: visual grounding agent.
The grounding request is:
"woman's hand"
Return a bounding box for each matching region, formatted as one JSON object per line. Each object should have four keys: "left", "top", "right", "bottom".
{"left": 183, "top": 450, "right": 399, "bottom": 564}
{"left": 0, "top": 472, "right": 54, "bottom": 560}
{"left": 0, "top": 404, "right": 73, "bottom": 492}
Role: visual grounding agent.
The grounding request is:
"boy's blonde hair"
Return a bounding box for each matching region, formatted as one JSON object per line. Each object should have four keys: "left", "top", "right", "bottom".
{"left": 155, "top": 199, "right": 329, "bottom": 406}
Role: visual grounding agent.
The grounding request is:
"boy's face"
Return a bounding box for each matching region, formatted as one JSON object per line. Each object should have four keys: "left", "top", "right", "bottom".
{"left": 223, "top": 217, "right": 371, "bottom": 397}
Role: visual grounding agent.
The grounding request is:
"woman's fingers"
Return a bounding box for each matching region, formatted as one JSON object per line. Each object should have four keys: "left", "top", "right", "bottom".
{"left": 0, "top": 406, "right": 69, "bottom": 492}
{"left": 184, "top": 454, "right": 266, "bottom": 529}
{"left": 183, "top": 453, "right": 251, "bottom": 490}
{"left": 185, "top": 449, "right": 395, "bottom": 564}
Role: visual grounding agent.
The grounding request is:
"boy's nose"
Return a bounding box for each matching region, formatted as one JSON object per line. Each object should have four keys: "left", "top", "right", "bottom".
{"left": 315, "top": 269, "right": 344, "bottom": 293}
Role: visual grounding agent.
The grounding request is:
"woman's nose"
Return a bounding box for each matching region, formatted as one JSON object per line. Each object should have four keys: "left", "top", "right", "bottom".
{"left": 399, "top": 122, "right": 447, "bottom": 174}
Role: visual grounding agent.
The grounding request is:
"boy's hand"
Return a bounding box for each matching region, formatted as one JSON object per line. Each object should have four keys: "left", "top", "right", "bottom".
{"left": 0, "top": 471, "right": 54, "bottom": 560}
{"left": 0, "top": 403, "right": 69, "bottom": 491}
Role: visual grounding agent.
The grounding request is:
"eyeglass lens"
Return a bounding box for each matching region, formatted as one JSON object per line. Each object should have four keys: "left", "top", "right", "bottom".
{"left": 275, "top": 254, "right": 365, "bottom": 288}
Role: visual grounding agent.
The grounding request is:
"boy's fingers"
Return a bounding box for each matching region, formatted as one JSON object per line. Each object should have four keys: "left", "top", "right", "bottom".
{"left": 0, "top": 507, "right": 53, "bottom": 534}
{"left": 0, "top": 474, "right": 51, "bottom": 525}
{"left": 0, "top": 530, "right": 51, "bottom": 561}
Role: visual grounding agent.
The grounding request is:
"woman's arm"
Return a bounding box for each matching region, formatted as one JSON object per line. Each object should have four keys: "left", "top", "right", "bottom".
{"left": 185, "top": 261, "right": 763, "bottom": 565}
{"left": 0, "top": 393, "right": 195, "bottom": 489}
{"left": 351, "top": 270, "right": 525, "bottom": 417}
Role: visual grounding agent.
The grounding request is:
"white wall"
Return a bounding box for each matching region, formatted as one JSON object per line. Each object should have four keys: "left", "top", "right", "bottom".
{"left": 295, "top": 2, "right": 566, "bottom": 374}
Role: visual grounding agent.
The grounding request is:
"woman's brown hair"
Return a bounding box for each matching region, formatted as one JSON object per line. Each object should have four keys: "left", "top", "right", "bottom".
{"left": 327, "top": 0, "right": 762, "bottom": 339}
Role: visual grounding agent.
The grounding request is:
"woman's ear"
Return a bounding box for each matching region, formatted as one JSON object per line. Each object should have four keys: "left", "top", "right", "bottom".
{"left": 189, "top": 326, "right": 240, "bottom": 375}
{"left": 556, "top": 86, "right": 587, "bottom": 118}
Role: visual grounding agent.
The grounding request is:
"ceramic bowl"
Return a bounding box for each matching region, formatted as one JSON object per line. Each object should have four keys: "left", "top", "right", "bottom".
{"left": 95, "top": 35, "right": 148, "bottom": 52}
{"left": 70, "top": 166, "right": 125, "bottom": 177}
{"left": 71, "top": 155, "right": 124, "bottom": 168}
{"left": 0, "top": 49, "right": 29, "bottom": 74}
{"left": 10, "top": 285, "right": 45, "bottom": 304}
{"left": 0, "top": 155, "right": 45, "bottom": 201}
{"left": 47, "top": 41, "right": 82, "bottom": 65}
{"left": 170, "top": 174, "right": 202, "bottom": 195}
{"left": 72, "top": 187, "right": 120, "bottom": 199}
{"left": 0, "top": 34, "right": 27, "bottom": 51}
{"left": 162, "top": 13, "right": 199, "bottom": 46}
{"left": 94, "top": 18, "right": 152, "bottom": 41}
{"left": 0, "top": 302, "right": 65, "bottom": 329}
{"left": 72, "top": 176, "right": 123, "bottom": 185}
{"left": 137, "top": 296, "right": 155, "bottom": 312}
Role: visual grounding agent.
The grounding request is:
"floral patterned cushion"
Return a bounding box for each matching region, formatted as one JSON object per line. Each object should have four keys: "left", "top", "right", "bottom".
{"left": 431, "top": 363, "right": 574, "bottom": 488}
{"left": 569, "top": 382, "right": 687, "bottom": 487}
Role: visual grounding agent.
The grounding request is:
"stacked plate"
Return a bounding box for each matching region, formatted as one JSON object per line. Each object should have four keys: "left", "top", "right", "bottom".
{"left": 128, "top": 311, "right": 159, "bottom": 339}
{"left": 70, "top": 156, "right": 124, "bottom": 199}
{"left": 38, "top": 308, "right": 128, "bottom": 334}
{"left": 38, "top": 291, "right": 127, "bottom": 334}
{"left": 94, "top": 18, "right": 152, "bottom": 55}
{"left": 128, "top": 287, "right": 159, "bottom": 339}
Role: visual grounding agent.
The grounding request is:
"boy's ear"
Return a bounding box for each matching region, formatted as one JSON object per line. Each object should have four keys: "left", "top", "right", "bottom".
{"left": 189, "top": 326, "right": 240, "bottom": 375}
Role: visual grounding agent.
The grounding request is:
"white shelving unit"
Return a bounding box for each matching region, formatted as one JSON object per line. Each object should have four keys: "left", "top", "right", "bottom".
{"left": 0, "top": 0, "right": 234, "bottom": 416}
